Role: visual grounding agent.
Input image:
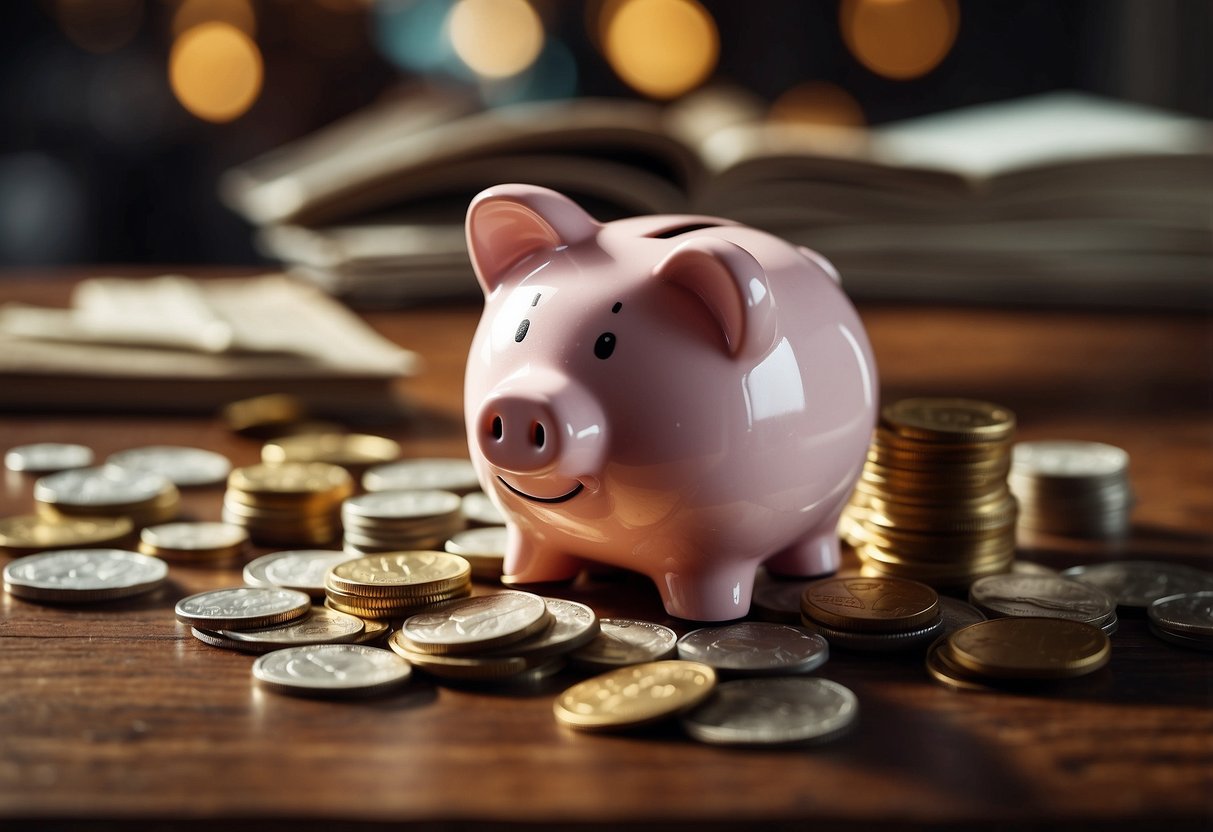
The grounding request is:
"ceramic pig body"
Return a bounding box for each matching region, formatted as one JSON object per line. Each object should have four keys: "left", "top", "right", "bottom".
{"left": 464, "top": 185, "right": 877, "bottom": 621}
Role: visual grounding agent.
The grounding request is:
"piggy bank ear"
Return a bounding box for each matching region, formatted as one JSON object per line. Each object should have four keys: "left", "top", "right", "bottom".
{"left": 466, "top": 184, "right": 600, "bottom": 297}
{"left": 653, "top": 237, "right": 776, "bottom": 357}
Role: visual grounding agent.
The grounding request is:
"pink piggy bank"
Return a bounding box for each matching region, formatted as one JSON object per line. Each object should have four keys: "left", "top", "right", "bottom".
{"left": 463, "top": 184, "right": 878, "bottom": 621}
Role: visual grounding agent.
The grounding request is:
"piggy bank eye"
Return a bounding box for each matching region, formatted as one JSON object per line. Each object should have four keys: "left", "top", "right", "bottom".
{"left": 594, "top": 332, "right": 616, "bottom": 360}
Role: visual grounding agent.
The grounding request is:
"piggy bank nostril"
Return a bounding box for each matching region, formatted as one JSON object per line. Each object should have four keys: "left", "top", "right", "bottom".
{"left": 532, "top": 421, "right": 546, "bottom": 449}
{"left": 491, "top": 415, "right": 503, "bottom": 441}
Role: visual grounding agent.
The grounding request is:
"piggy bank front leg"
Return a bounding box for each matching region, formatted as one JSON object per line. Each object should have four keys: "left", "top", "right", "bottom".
{"left": 764, "top": 525, "right": 841, "bottom": 577}
{"left": 500, "top": 522, "right": 583, "bottom": 585}
{"left": 655, "top": 563, "right": 760, "bottom": 622}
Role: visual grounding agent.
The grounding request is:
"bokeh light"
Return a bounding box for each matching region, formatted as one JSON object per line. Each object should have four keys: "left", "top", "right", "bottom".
{"left": 0, "top": 153, "right": 90, "bottom": 264}
{"left": 449, "top": 0, "right": 544, "bottom": 79}
{"left": 54, "top": 0, "right": 143, "bottom": 54}
{"left": 373, "top": 0, "right": 460, "bottom": 74}
{"left": 840, "top": 0, "right": 960, "bottom": 81}
{"left": 480, "top": 37, "right": 578, "bottom": 107}
{"left": 171, "top": 0, "right": 256, "bottom": 37}
{"left": 770, "top": 82, "right": 865, "bottom": 128}
{"left": 169, "top": 22, "right": 263, "bottom": 123}
{"left": 604, "top": 0, "right": 719, "bottom": 100}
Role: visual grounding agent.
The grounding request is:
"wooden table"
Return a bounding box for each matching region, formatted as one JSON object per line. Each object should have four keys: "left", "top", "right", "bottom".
{"left": 2, "top": 275, "right": 1211, "bottom": 831}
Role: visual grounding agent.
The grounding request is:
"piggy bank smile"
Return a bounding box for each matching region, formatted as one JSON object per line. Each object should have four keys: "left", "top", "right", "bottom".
{"left": 496, "top": 475, "right": 585, "bottom": 504}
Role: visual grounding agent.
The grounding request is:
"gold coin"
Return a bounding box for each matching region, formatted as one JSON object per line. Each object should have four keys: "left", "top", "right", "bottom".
{"left": 882, "top": 398, "right": 1016, "bottom": 443}
{"left": 553, "top": 660, "right": 717, "bottom": 731}
{"left": 227, "top": 462, "right": 352, "bottom": 497}
{"left": 327, "top": 551, "right": 472, "bottom": 598}
{"left": 323, "top": 587, "right": 471, "bottom": 620}
{"left": 0, "top": 514, "right": 133, "bottom": 551}
{"left": 262, "top": 433, "right": 401, "bottom": 467}
{"left": 387, "top": 632, "right": 533, "bottom": 680}
{"left": 802, "top": 575, "right": 939, "bottom": 633}
{"left": 222, "top": 394, "right": 308, "bottom": 436}
{"left": 323, "top": 584, "right": 469, "bottom": 610}
{"left": 947, "top": 618, "right": 1110, "bottom": 679}
{"left": 924, "top": 637, "right": 998, "bottom": 692}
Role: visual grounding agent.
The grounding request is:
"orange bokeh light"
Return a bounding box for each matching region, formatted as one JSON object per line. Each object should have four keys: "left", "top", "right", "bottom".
{"left": 604, "top": 0, "right": 719, "bottom": 100}
{"left": 840, "top": 0, "right": 960, "bottom": 81}
{"left": 169, "top": 21, "right": 263, "bottom": 123}
{"left": 770, "top": 82, "right": 866, "bottom": 128}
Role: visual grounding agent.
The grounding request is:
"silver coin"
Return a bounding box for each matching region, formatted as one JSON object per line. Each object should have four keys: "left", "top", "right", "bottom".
{"left": 677, "top": 622, "right": 828, "bottom": 675}
{"left": 252, "top": 644, "right": 412, "bottom": 696}
{"left": 445, "top": 526, "right": 507, "bottom": 557}
{"left": 3, "top": 548, "right": 167, "bottom": 601}
{"left": 969, "top": 574, "right": 1116, "bottom": 624}
{"left": 1062, "top": 562, "right": 1213, "bottom": 609}
{"left": 175, "top": 587, "right": 311, "bottom": 629}
{"left": 401, "top": 590, "right": 549, "bottom": 653}
{"left": 569, "top": 618, "right": 679, "bottom": 668}
{"left": 142, "top": 522, "right": 248, "bottom": 551}
{"left": 243, "top": 550, "right": 359, "bottom": 596}
{"left": 1009, "top": 560, "right": 1058, "bottom": 577}
{"left": 462, "top": 491, "right": 505, "bottom": 525}
{"left": 34, "top": 466, "right": 169, "bottom": 508}
{"left": 1147, "top": 622, "right": 1213, "bottom": 652}
{"left": 1011, "top": 440, "right": 1129, "bottom": 479}
{"left": 108, "top": 446, "right": 231, "bottom": 487}
{"left": 220, "top": 606, "right": 365, "bottom": 648}
{"left": 750, "top": 580, "right": 811, "bottom": 624}
{"left": 342, "top": 489, "right": 462, "bottom": 522}
{"left": 1149, "top": 591, "right": 1213, "bottom": 638}
{"left": 937, "top": 596, "right": 987, "bottom": 636}
{"left": 681, "top": 677, "right": 858, "bottom": 747}
{"left": 481, "top": 597, "right": 599, "bottom": 661}
{"left": 363, "top": 458, "right": 480, "bottom": 494}
{"left": 802, "top": 615, "right": 944, "bottom": 652}
{"left": 5, "top": 443, "right": 94, "bottom": 473}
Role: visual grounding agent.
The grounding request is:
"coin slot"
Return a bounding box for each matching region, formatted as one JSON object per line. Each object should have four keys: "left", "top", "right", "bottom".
{"left": 647, "top": 223, "right": 719, "bottom": 239}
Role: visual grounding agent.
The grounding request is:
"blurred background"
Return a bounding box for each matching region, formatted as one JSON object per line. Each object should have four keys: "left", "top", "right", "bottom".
{"left": 0, "top": 0, "right": 1209, "bottom": 269}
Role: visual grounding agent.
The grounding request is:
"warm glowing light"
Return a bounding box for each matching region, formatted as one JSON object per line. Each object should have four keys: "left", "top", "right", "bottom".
{"left": 55, "top": 0, "right": 143, "bottom": 54}
{"left": 840, "top": 0, "right": 959, "bottom": 80}
{"left": 172, "top": 0, "right": 256, "bottom": 37}
{"left": 605, "top": 0, "right": 718, "bottom": 100}
{"left": 449, "top": 0, "right": 544, "bottom": 79}
{"left": 770, "top": 82, "right": 865, "bottom": 128}
{"left": 169, "top": 22, "right": 263, "bottom": 123}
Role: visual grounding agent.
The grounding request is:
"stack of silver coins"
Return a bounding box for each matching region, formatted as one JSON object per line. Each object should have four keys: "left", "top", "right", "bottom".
{"left": 1009, "top": 440, "right": 1133, "bottom": 538}
{"left": 342, "top": 490, "right": 465, "bottom": 555}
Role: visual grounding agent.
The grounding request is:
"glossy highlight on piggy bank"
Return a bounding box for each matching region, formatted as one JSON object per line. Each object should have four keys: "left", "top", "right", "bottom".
{"left": 463, "top": 185, "right": 878, "bottom": 621}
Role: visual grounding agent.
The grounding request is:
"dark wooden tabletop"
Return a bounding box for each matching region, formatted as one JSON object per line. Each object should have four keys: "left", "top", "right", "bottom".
{"left": 1, "top": 274, "right": 1211, "bottom": 831}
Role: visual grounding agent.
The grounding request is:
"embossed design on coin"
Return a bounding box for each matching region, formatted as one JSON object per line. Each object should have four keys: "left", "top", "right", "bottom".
{"left": 34, "top": 466, "right": 170, "bottom": 508}
{"left": 252, "top": 644, "right": 412, "bottom": 696}
{"left": 108, "top": 446, "right": 232, "bottom": 487}
{"left": 680, "top": 677, "right": 858, "bottom": 746}
{"left": 1061, "top": 561, "right": 1213, "bottom": 609}
{"left": 483, "top": 597, "right": 599, "bottom": 659}
{"left": 677, "top": 622, "right": 828, "bottom": 675}
{"left": 175, "top": 587, "right": 311, "bottom": 630}
{"left": 328, "top": 551, "right": 470, "bottom": 595}
{"left": 884, "top": 398, "right": 1015, "bottom": 442}
{"left": 553, "top": 660, "right": 717, "bottom": 731}
{"left": 570, "top": 619, "right": 679, "bottom": 668}
{"left": 400, "top": 590, "right": 549, "bottom": 654}
{"left": 803, "top": 576, "right": 939, "bottom": 632}
{"left": 362, "top": 458, "right": 480, "bottom": 494}
{"left": 5, "top": 443, "right": 94, "bottom": 473}
{"left": 223, "top": 606, "right": 365, "bottom": 646}
{"left": 948, "top": 618, "right": 1110, "bottom": 679}
{"left": 3, "top": 548, "right": 168, "bottom": 602}
{"left": 969, "top": 574, "right": 1115, "bottom": 624}
{"left": 244, "top": 550, "right": 359, "bottom": 595}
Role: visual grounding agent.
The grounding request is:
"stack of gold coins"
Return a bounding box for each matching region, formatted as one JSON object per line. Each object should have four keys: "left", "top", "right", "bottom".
{"left": 34, "top": 467, "right": 180, "bottom": 529}
{"left": 262, "top": 433, "right": 401, "bottom": 471}
{"left": 223, "top": 463, "right": 352, "bottom": 546}
{"left": 389, "top": 592, "right": 599, "bottom": 683}
{"left": 927, "top": 618, "right": 1110, "bottom": 692}
{"left": 845, "top": 398, "right": 1017, "bottom": 588}
{"left": 0, "top": 515, "right": 133, "bottom": 557}
{"left": 323, "top": 551, "right": 472, "bottom": 620}
{"left": 138, "top": 521, "right": 249, "bottom": 565}
{"left": 342, "top": 490, "right": 465, "bottom": 555}
{"left": 800, "top": 575, "right": 944, "bottom": 652}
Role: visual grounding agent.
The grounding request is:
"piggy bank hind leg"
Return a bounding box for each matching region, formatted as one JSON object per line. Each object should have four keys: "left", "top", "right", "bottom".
{"left": 655, "top": 563, "right": 760, "bottom": 622}
{"left": 500, "top": 522, "right": 583, "bottom": 585}
{"left": 764, "top": 525, "right": 841, "bottom": 578}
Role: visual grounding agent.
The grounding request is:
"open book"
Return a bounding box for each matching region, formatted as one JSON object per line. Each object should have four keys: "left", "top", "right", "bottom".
{"left": 222, "top": 87, "right": 1213, "bottom": 309}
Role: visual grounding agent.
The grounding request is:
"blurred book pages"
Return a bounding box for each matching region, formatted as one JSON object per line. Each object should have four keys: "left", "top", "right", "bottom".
{"left": 0, "top": 274, "right": 419, "bottom": 414}
{"left": 223, "top": 87, "right": 1213, "bottom": 309}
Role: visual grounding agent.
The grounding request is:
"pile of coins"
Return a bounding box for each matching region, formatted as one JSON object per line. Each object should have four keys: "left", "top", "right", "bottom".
{"left": 927, "top": 618, "right": 1110, "bottom": 692}
{"left": 969, "top": 573, "right": 1119, "bottom": 635}
{"left": 843, "top": 398, "right": 1017, "bottom": 588}
{"left": 34, "top": 466, "right": 180, "bottom": 529}
{"left": 1009, "top": 440, "right": 1133, "bottom": 538}
{"left": 342, "top": 490, "right": 465, "bottom": 554}
{"left": 1148, "top": 592, "right": 1213, "bottom": 652}
{"left": 139, "top": 522, "right": 249, "bottom": 565}
{"left": 223, "top": 462, "right": 352, "bottom": 546}
{"left": 243, "top": 549, "right": 361, "bottom": 598}
{"left": 389, "top": 590, "right": 599, "bottom": 682}
{"left": 800, "top": 575, "right": 944, "bottom": 651}
{"left": 324, "top": 550, "right": 472, "bottom": 619}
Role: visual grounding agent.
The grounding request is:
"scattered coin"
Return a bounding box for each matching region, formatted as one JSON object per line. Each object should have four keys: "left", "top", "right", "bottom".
{"left": 5, "top": 443, "right": 94, "bottom": 474}
{"left": 1148, "top": 592, "right": 1213, "bottom": 651}
{"left": 570, "top": 618, "right": 679, "bottom": 670}
{"left": 193, "top": 606, "right": 366, "bottom": 653}
{"left": 0, "top": 514, "right": 133, "bottom": 556}
{"left": 553, "top": 660, "right": 717, "bottom": 731}
{"left": 461, "top": 491, "right": 505, "bottom": 526}
{"left": 108, "top": 446, "right": 232, "bottom": 487}
{"left": 1061, "top": 561, "right": 1213, "bottom": 609}
{"left": 139, "top": 521, "right": 248, "bottom": 563}
{"left": 680, "top": 677, "right": 858, "bottom": 747}
{"left": 936, "top": 596, "right": 987, "bottom": 636}
{"left": 243, "top": 549, "right": 359, "bottom": 597}
{"left": 34, "top": 466, "right": 179, "bottom": 525}
{"left": 947, "top": 618, "right": 1111, "bottom": 679}
{"left": 363, "top": 458, "right": 481, "bottom": 494}
{"left": 750, "top": 579, "right": 813, "bottom": 624}
{"left": 802, "top": 575, "right": 940, "bottom": 633}
{"left": 262, "top": 433, "right": 400, "bottom": 467}
{"left": 677, "top": 622, "right": 829, "bottom": 676}
{"left": 252, "top": 644, "right": 412, "bottom": 698}
{"left": 4, "top": 548, "right": 168, "bottom": 603}
{"left": 342, "top": 489, "right": 464, "bottom": 553}
{"left": 969, "top": 573, "right": 1117, "bottom": 631}
{"left": 222, "top": 394, "right": 308, "bottom": 437}
{"left": 398, "top": 590, "right": 551, "bottom": 655}
{"left": 1010, "top": 440, "right": 1133, "bottom": 538}
{"left": 444, "top": 526, "right": 506, "bottom": 582}
{"left": 175, "top": 587, "right": 311, "bottom": 631}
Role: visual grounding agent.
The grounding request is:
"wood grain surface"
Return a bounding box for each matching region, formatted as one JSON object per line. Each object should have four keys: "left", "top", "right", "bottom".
{"left": 1, "top": 273, "right": 1211, "bottom": 831}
